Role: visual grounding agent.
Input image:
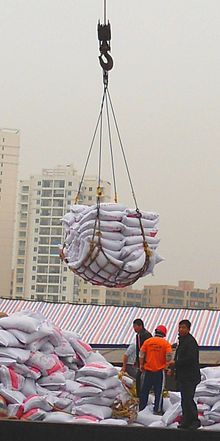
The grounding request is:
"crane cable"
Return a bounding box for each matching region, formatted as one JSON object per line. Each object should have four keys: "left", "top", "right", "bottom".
{"left": 75, "top": 1, "right": 151, "bottom": 258}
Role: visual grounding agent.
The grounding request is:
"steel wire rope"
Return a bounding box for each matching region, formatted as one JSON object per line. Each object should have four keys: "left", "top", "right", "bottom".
{"left": 106, "top": 88, "right": 151, "bottom": 264}
{"left": 103, "top": 0, "right": 107, "bottom": 25}
{"left": 106, "top": 89, "right": 139, "bottom": 209}
{"left": 74, "top": 85, "right": 108, "bottom": 204}
{"left": 105, "top": 92, "right": 118, "bottom": 203}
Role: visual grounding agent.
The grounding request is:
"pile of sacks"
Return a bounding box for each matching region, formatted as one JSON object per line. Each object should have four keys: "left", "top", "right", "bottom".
{"left": 0, "top": 310, "right": 123, "bottom": 424}
{"left": 133, "top": 366, "right": 220, "bottom": 431}
{"left": 61, "top": 203, "right": 162, "bottom": 287}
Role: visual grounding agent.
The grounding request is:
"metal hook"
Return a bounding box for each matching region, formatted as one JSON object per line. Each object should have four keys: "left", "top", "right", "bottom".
{"left": 99, "top": 52, "right": 113, "bottom": 71}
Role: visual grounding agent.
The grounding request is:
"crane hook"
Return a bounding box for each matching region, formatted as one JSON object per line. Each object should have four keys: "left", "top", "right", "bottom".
{"left": 97, "top": 20, "right": 114, "bottom": 82}
{"left": 99, "top": 52, "right": 113, "bottom": 71}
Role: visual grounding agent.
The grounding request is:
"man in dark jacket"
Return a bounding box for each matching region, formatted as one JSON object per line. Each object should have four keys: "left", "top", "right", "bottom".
{"left": 169, "top": 319, "right": 201, "bottom": 430}
{"left": 133, "top": 318, "right": 152, "bottom": 397}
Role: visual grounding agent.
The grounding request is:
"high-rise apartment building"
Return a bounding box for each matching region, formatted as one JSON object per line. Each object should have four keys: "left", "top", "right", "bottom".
{"left": 0, "top": 129, "right": 20, "bottom": 298}
{"left": 12, "top": 164, "right": 111, "bottom": 303}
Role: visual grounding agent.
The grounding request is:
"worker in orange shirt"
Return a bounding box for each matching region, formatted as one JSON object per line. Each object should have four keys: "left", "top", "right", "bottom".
{"left": 139, "top": 325, "right": 172, "bottom": 414}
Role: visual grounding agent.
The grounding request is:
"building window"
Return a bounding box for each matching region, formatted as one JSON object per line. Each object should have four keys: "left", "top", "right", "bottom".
{"left": 49, "top": 266, "right": 60, "bottom": 274}
{"left": 37, "top": 265, "right": 48, "bottom": 274}
{"left": 19, "top": 231, "right": 26, "bottom": 237}
{"left": 19, "top": 222, "right": 27, "bottom": 228}
{"left": 17, "top": 268, "right": 24, "bottom": 274}
{"left": 51, "top": 227, "right": 62, "bottom": 235}
{"left": 50, "top": 237, "right": 60, "bottom": 245}
{"left": 51, "top": 218, "right": 61, "bottom": 226}
{"left": 36, "top": 285, "right": 47, "bottom": 293}
{"left": 68, "top": 182, "right": 72, "bottom": 186}
{"left": 52, "top": 209, "right": 63, "bottom": 217}
{"left": 48, "top": 285, "right": 59, "bottom": 293}
{"left": 53, "top": 189, "right": 64, "bottom": 197}
{"left": 38, "top": 256, "right": 48, "bottom": 264}
{"left": 18, "top": 249, "right": 25, "bottom": 255}
{"left": 54, "top": 180, "right": 65, "bottom": 188}
{"left": 39, "top": 227, "right": 50, "bottom": 235}
{"left": 88, "top": 196, "right": 92, "bottom": 201}
{"left": 38, "top": 181, "right": 41, "bottom": 186}
{"left": 53, "top": 199, "right": 64, "bottom": 207}
{"left": 38, "top": 246, "right": 49, "bottom": 254}
{"left": 42, "top": 180, "right": 53, "bottom": 188}
{"left": 37, "top": 275, "right": 47, "bottom": 283}
{"left": 21, "top": 195, "right": 28, "bottom": 202}
{"left": 39, "top": 237, "right": 49, "bottom": 245}
{"left": 49, "top": 256, "right": 60, "bottom": 264}
{"left": 42, "top": 189, "right": 52, "bottom": 197}
{"left": 40, "top": 218, "right": 50, "bottom": 226}
{"left": 41, "top": 199, "right": 52, "bottom": 207}
{"left": 48, "top": 275, "right": 59, "bottom": 283}
{"left": 89, "top": 187, "right": 93, "bottom": 191}
{"left": 62, "top": 296, "right": 66, "bottom": 301}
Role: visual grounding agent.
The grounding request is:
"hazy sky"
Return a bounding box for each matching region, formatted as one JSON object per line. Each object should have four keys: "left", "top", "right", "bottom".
{"left": 1, "top": 1, "right": 220, "bottom": 289}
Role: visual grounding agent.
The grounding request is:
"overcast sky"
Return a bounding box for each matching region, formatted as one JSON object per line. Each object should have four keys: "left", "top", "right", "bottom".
{"left": 1, "top": 0, "right": 220, "bottom": 289}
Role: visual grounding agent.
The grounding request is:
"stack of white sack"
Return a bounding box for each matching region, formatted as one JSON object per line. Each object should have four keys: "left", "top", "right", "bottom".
{"left": 134, "top": 368, "right": 220, "bottom": 431}
{"left": 0, "top": 310, "right": 121, "bottom": 424}
{"left": 61, "top": 203, "right": 163, "bottom": 287}
{"left": 74, "top": 361, "right": 121, "bottom": 421}
{"left": 195, "top": 366, "right": 220, "bottom": 430}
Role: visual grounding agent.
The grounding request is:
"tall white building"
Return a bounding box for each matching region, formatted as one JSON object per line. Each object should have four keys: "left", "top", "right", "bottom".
{"left": 12, "top": 164, "right": 111, "bottom": 303}
{"left": 0, "top": 129, "right": 20, "bottom": 298}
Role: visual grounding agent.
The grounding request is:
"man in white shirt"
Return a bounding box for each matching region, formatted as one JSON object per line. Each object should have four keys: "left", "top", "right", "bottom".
{"left": 121, "top": 342, "right": 137, "bottom": 379}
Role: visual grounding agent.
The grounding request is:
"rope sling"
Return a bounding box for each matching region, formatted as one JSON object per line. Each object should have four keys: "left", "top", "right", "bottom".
{"left": 60, "top": 1, "right": 153, "bottom": 288}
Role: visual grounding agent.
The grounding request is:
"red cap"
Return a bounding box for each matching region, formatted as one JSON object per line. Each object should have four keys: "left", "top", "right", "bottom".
{"left": 155, "top": 325, "right": 167, "bottom": 336}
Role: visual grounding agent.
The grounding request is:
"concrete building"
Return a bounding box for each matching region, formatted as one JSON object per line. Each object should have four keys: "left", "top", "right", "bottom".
{"left": 0, "top": 129, "right": 20, "bottom": 298}
{"left": 208, "top": 284, "right": 220, "bottom": 309}
{"left": 143, "top": 280, "right": 213, "bottom": 309}
{"left": 106, "top": 287, "right": 143, "bottom": 307}
{"left": 12, "top": 164, "right": 111, "bottom": 303}
{"left": 78, "top": 282, "right": 106, "bottom": 305}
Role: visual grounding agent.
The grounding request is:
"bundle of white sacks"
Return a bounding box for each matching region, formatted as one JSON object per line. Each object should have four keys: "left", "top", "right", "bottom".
{"left": 61, "top": 203, "right": 163, "bottom": 286}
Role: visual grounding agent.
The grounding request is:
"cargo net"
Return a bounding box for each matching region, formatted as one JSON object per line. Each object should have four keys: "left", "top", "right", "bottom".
{"left": 60, "top": 202, "right": 162, "bottom": 288}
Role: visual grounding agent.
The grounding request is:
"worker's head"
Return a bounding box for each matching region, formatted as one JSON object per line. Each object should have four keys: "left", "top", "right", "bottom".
{"left": 178, "top": 319, "right": 191, "bottom": 337}
{"left": 155, "top": 325, "right": 167, "bottom": 337}
{"left": 0, "top": 312, "right": 8, "bottom": 318}
{"left": 133, "top": 318, "right": 144, "bottom": 334}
